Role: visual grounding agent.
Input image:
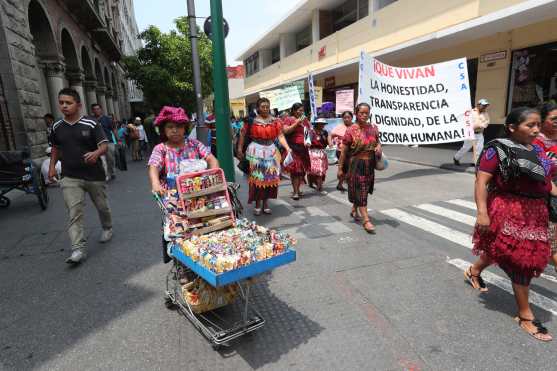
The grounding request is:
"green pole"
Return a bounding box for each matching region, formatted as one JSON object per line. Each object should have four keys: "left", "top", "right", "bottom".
{"left": 209, "top": 0, "right": 235, "bottom": 182}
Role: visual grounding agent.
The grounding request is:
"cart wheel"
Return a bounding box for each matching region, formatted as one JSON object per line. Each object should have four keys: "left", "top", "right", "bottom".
{"left": 0, "top": 196, "right": 10, "bottom": 208}
{"left": 37, "top": 173, "right": 49, "bottom": 210}
{"left": 164, "top": 295, "right": 176, "bottom": 310}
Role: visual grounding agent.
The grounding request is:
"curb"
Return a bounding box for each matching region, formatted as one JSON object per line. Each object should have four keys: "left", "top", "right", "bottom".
{"left": 389, "top": 157, "right": 476, "bottom": 174}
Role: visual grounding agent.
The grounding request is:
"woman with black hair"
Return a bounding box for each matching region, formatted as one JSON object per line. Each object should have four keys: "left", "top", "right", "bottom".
{"left": 467, "top": 106, "right": 557, "bottom": 342}
{"left": 533, "top": 102, "right": 557, "bottom": 272}
{"left": 330, "top": 111, "right": 354, "bottom": 192}
{"left": 282, "top": 103, "right": 311, "bottom": 200}
{"left": 337, "top": 103, "right": 382, "bottom": 234}
{"left": 237, "top": 98, "right": 291, "bottom": 215}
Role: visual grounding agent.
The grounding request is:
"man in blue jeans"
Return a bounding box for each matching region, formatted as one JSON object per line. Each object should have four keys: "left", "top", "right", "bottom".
{"left": 49, "top": 88, "right": 113, "bottom": 264}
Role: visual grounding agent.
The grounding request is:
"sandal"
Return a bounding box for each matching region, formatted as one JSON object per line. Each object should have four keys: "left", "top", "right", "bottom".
{"left": 515, "top": 316, "right": 553, "bottom": 342}
{"left": 464, "top": 266, "right": 488, "bottom": 292}
{"left": 253, "top": 208, "right": 262, "bottom": 216}
{"left": 362, "top": 219, "right": 376, "bottom": 234}
{"left": 350, "top": 209, "right": 360, "bottom": 221}
{"left": 263, "top": 208, "right": 272, "bottom": 215}
{"left": 291, "top": 194, "right": 300, "bottom": 201}
{"left": 336, "top": 185, "right": 346, "bottom": 192}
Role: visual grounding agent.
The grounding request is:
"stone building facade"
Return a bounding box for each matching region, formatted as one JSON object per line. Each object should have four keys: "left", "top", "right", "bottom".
{"left": 0, "top": 0, "right": 139, "bottom": 157}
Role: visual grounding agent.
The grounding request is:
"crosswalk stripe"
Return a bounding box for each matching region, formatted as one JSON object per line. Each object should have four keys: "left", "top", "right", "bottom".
{"left": 381, "top": 208, "right": 472, "bottom": 248}
{"left": 446, "top": 199, "right": 476, "bottom": 210}
{"left": 385, "top": 207, "right": 557, "bottom": 285}
{"left": 415, "top": 204, "right": 475, "bottom": 226}
{"left": 448, "top": 258, "right": 557, "bottom": 316}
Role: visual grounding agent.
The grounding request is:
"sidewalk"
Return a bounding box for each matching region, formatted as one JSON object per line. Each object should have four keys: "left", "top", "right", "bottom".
{"left": 384, "top": 144, "right": 476, "bottom": 173}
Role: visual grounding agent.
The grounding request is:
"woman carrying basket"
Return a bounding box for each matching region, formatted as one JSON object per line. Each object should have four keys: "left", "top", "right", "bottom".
{"left": 337, "top": 103, "right": 382, "bottom": 234}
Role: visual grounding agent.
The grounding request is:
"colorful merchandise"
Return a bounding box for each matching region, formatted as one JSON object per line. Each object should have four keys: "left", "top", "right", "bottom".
{"left": 178, "top": 172, "right": 224, "bottom": 195}
{"left": 179, "top": 219, "right": 296, "bottom": 274}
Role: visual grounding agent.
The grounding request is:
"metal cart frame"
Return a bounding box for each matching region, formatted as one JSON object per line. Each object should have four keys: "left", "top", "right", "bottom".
{"left": 164, "top": 261, "right": 265, "bottom": 349}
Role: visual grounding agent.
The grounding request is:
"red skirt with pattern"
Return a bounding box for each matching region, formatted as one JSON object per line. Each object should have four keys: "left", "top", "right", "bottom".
{"left": 283, "top": 144, "right": 309, "bottom": 177}
{"left": 472, "top": 193, "right": 550, "bottom": 284}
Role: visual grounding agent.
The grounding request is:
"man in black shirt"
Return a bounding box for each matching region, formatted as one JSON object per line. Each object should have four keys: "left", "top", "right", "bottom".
{"left": 49, "top": 88, "right": 113, "bottom": 264}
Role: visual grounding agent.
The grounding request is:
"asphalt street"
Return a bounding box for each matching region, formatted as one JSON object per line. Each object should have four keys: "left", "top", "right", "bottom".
{"left": 1, "top": 148, "right": 557, "bottom": 371}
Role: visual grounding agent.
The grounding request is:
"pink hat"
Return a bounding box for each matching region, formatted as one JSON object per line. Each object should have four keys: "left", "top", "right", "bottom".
{"left": 154, "top": 106, "right": 190, "bottom": 126}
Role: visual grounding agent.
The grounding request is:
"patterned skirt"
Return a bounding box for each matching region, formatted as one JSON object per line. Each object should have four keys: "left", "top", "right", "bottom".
{"left": 308, "top": 148, "right": 328, "bottom": 178}
{"left": 473, "top": 193, "right": 550, "bottom": 285}
{"left": 283, "top": 144, "right": 309, "bottom": 177}
{"left": 246, "top": 142, "right": 281, "bottom": 203}
{"left": 347, "top": 156, "right": 375, "bottom": 207}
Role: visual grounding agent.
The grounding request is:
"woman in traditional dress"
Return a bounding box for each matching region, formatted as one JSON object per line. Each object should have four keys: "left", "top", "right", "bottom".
{"left": 282, "top": 103, "right": 311, "bottom": 200}
{"left": 466, "top": 107, "right": 557, "bottom": 342}
{"left": 330, "top": 111, "right": 353, "bottom": 192}
{"left": 308, "top": 118, "right": 330, "bottom": 193}
{"left": 533, "top": 102, "right": 557, "bottom": 272}
{"left": 237, "top": 98, "right": 291, "bottom": 215}
{"left": 337, "top": 103, "right": 382, "bottom": 234}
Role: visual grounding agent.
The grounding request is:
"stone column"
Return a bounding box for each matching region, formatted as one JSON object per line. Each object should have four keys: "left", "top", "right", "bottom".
{"left": 105, "top": 89, "right": 115, "bottom": 117}
{"left": 83, "top": 80, "right": 98, "bottom": 114}
{"left": 96, "top": 85, "right": 108, "bottom": 115}
{"left": 44, "top": 61, "right": 66, "bottom": 118}
{"left": 68, "top": 71, "right": 85, "bottom": 110}
{"left": 112, "top": 95, "right": 121, "bottom": 121}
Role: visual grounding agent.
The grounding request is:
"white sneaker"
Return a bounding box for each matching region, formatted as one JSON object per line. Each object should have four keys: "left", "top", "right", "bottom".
{"left": 99, "top": 229, "right": 113, "bottom": 243}
{"left": 65, "top": 249, "right": 87, "bottom": 264}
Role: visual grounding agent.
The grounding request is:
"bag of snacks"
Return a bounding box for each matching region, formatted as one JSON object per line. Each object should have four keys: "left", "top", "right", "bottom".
{"left": 182, "top": 278, "right": 239, "bottom": 313}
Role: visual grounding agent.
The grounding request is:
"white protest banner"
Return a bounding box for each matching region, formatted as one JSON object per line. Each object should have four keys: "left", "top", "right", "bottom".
{"left": 358, "top": 51, "right": 474, "bottom": 145}
{"left": 260, "top": 85, "right": 302, "bottom": 111}
{"left": 315, "top": 86, "right": 323, "bottom": 107}
{"left": 308, "top": 73, "right": 317, "bottom": 121}
{"left": 335, "top": 89, "right": 354, "bottom": 114}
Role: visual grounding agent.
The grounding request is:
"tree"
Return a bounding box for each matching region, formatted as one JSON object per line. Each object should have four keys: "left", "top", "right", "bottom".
{"left": 123, "top": 17, "right": 213, "bottom": 112}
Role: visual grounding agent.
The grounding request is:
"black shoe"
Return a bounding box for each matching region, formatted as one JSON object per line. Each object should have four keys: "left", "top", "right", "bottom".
{"left": 453, "top": 158, "right": 460, "bottom": 166}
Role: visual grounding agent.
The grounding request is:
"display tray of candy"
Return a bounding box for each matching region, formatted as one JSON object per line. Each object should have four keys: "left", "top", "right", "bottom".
{"left": 169, "top": 219, "right": 297, "bottom": 287}
{"left": 176, "top": 168, "right": 235, "bottom": 221}
{"left": 177, "top": 169, "right": 226, "bottom": 198}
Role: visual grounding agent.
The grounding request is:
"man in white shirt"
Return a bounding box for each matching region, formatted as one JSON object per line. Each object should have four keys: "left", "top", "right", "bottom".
{"left": 454, "top": 98, "right": 490, "bottom": 166}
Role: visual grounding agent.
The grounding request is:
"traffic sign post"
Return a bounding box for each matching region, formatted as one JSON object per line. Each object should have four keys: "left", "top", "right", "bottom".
{"left": 209, "top": 0, "right": 235, "bottom": 182}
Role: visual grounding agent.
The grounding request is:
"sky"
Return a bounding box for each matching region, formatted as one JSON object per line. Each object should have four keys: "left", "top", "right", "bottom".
{"left": 133, "top": 0, "right": 300, "bottom": 64}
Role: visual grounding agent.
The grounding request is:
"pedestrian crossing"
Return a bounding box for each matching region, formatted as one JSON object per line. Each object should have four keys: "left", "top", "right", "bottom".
{"left": 381, "top": 199, "right": 557, "bottom": 316}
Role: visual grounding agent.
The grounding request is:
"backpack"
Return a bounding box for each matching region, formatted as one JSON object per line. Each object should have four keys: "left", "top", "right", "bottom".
{"left": 129, "top": 127, "right": 140, "bottom": 140}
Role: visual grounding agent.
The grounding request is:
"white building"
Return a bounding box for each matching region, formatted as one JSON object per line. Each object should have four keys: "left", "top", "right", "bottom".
{"left": 116, "top": 0, "right": 144, "bottom": 108}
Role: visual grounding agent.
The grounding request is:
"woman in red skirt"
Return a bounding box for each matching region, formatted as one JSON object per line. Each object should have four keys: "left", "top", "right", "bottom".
{"left": 466, "top": 107, "right": 557, "bottom": 342}
{"left": 282, "top": 103, "right": 311, "bottom": 200}
{"left": 307, "top": 118, "right": 330, "bottom": 193}
{"left": 337, "top": 103, "right": 382, "bottom": 234}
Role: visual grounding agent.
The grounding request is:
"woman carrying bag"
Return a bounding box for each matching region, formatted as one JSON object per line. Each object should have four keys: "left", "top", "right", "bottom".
{"left": 337, "top": 103, "right": 382, "bottom": 234}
